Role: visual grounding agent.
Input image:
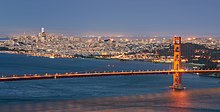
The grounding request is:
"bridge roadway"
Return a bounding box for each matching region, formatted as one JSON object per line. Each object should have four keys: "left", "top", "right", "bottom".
{"left": 0, "top": 69, "right": 220, "bottom": 82}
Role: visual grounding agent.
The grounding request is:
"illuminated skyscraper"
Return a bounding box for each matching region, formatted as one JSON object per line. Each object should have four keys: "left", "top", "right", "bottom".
{"left": 41, "top": 28, "right": 45, "bottom": 33}
{"left": 41, "top": 27, "right": 46, "bottom": 37}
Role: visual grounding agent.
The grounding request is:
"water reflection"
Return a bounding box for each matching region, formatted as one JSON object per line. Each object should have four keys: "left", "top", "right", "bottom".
{"left": 1, "top": 88, "right": 220, "bottom": 112}
{"left": 166, "top": 90, "right": 192, "bottom": 112}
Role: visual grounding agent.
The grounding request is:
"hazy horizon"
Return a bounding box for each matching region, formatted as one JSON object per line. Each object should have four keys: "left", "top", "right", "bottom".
{"left": 1, "top": 0, "right": 220, "bottom": 36}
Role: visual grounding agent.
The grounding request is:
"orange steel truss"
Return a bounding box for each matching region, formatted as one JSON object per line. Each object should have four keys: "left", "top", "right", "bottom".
{"left": 171, "top": 36, "right": 184, "bottom": 90}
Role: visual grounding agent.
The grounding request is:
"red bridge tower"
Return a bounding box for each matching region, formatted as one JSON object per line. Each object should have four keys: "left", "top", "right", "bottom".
{"left": 171, "top": 36, "right": 184, "bottom": 90}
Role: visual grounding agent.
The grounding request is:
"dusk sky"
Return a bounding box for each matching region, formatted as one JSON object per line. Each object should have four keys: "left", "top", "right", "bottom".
{"left": 0, "top": 0, "right": 220, "bottom": 36}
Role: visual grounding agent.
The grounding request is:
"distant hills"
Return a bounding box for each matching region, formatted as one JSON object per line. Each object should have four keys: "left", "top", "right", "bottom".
{"left": 157, "top": 43, "right": 220, "bottom": 69}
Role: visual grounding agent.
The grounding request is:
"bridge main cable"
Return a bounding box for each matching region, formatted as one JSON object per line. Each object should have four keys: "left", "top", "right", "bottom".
{"left": 0, "top": 69, "right": 220, "bottom": 82}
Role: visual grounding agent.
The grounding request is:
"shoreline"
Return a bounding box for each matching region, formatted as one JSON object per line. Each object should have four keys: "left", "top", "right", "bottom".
{"left": 0, "top": 50, "right": 173, "bottom": 64}
{"left": 0, "top": 51, "right": 19, "bottom": 54}
{"left": 0, "top": 50, "right": 206, "bottom": 67}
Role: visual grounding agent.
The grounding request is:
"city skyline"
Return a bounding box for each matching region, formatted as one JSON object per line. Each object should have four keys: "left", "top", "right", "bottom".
{"left": 1, "top": 1, "right": 220, "bottom": 111}
{"left": 0, "top": 0, "right": 220, "bottom": 36}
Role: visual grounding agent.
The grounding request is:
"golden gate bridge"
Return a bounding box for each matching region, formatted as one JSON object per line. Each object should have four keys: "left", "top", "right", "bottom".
{"left": 0, "top": 36, "right": 220, "bottom": 90}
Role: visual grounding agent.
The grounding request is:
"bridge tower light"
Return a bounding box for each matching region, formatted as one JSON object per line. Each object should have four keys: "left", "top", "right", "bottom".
{"left": 170, "top": 36, "right": 184, "bottom": 90}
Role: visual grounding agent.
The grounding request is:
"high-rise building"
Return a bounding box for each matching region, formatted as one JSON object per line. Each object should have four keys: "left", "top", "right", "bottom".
{"left": 40, "top": 27, "right": 46, "bottom": 37}
{"left": 41, "top": 28, "right": 45, "bottom": 33}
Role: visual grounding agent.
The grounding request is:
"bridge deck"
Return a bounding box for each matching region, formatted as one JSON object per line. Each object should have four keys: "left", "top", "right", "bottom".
{"left": 0, "top": 70, "right": 220, "bottom": 82}
{"left": 0, "top": 70, "right": 220, "bottom": 81}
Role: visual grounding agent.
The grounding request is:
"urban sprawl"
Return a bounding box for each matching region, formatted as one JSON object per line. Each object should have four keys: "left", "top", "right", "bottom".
{"left": 0, "top": 28, "right": 220, "bottom": 70}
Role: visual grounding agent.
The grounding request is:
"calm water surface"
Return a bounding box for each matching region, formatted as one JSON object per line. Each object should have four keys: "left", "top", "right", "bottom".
{"left": 0, "top": 53, "right": 219, "bottom": 112}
